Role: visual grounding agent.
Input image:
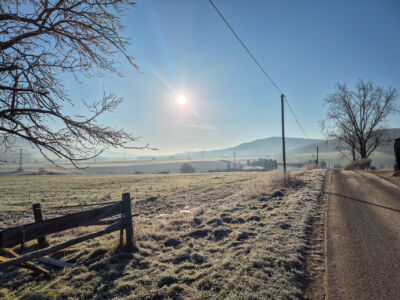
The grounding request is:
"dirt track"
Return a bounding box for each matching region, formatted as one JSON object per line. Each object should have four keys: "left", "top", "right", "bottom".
{"left": 326, "top": 170, "right": 400, "bottom": 299}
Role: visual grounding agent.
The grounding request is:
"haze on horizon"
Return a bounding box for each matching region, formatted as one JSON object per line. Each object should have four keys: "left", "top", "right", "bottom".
{"left": 61, "top": 0, "right": 400, "bottom": 157}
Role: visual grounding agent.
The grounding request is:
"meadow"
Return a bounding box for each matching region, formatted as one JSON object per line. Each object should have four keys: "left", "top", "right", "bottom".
{"left": 0, "top": 158, "right": 249, "bottom": 175}
{"left": 0, "top": 170, "right": 325, "bottom": 299}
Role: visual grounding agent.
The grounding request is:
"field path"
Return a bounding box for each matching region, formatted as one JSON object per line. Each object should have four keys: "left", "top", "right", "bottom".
{"left": 325, "top": 170, "right": 400, "bottom": 299}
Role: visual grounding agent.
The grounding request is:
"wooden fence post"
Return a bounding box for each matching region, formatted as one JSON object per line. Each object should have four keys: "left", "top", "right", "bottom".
{"left": 122, "top": 193, "right": 134, "bottom": 249}
{"left": 119, "top": 201, "right": 124, "bottom": 247}
{"left": 32, "top": 203, "right": 49, "bottom": 248}
{"left": 119, "top": 224, "right": 124, "bottom": 248}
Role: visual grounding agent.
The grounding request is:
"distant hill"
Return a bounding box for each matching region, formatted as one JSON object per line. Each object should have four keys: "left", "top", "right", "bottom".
{"left": 218, "top": 137, "right": 324, "bottom": 158}
{"left": 139, "top": 128, "right": 400, "bottom": 161}
{"left": 287, "top": 140, "right": 337, "bottom": 154}
{"left": 227, "top": 137, "right": 322, "bottom": 156}
{"left": 139, "top": 137, "right": 325, "bottom": 160}
{"left": 2, "top": 128, "right": 399, "bottom": 164}
{"left": 286, "top": 128, "right": 400, "bottom": 156}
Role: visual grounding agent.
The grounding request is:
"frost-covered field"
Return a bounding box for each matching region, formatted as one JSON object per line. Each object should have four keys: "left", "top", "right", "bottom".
{"left": 0, "top": 170, "right": 325, "bottom": 299}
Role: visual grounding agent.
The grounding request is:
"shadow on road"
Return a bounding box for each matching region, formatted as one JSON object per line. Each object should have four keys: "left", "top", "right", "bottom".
{"left": 325, "top": 192, "right": 400, "bottom": 213}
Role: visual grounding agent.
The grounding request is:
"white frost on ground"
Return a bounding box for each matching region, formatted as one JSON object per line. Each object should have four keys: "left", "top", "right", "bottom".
{"left": 0, "top": 170, "right": 326, "bottom": 299}
{"left": 246, "top": 169, "right": 326, "bottom": 299}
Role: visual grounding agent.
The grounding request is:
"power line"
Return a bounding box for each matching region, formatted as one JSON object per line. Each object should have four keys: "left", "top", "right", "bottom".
{"left": 284, "top": 96, "right": 310, "bottom": 140}
{"left": 208, "top": 0, "right": 311, "bottom": 142}
{"left": 208, "top": 0, "right": 283, "bottom": 95}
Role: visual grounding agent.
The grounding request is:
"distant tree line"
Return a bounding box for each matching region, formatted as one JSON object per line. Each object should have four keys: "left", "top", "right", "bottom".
{"left": 246, "top": 159, "right": 278, "bottom": 171}
{"left": 180, "top": 163, "right": 196, "bottom": 173}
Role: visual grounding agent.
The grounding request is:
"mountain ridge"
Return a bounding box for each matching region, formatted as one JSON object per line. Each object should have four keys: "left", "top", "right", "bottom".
{"left": 139, "top": 128, "right": 400, "bottom": 160}
{"left": 2, "top": 128, "right": 399, "bottom": 163}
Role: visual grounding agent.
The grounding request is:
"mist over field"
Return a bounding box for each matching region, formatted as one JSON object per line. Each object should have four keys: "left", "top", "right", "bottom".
{"left": 2, "top": 129, "right": 398, "bottom": 174}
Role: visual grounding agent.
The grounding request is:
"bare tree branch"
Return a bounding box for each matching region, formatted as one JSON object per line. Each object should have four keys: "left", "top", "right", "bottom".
{"left": 322, "top": 79, "right": 399, "bottom": 160}
{"left": 0, "top": 0, "right": 150, "bottom": 167}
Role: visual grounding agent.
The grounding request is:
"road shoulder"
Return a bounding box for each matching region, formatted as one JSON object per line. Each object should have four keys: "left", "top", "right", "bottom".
{"left": 303, "top": 171, "right": 328, "bottom": 299}
{"left": 368, "top": 170, "right": 400, "bottom": 190}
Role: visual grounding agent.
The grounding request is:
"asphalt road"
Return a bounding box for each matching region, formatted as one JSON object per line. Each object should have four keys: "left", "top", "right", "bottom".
{"left": 326, "top": 170, "right": 400, "bottom": 300}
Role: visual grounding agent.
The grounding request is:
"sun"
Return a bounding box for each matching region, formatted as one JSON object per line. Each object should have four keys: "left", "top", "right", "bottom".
{"left": 176, "top": 94, "right": 187, "bottom": 106}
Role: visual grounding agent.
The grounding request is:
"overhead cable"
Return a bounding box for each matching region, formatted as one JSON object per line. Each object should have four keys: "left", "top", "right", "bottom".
{"left": 209, "top": 0, "right": 311, "bottom": 141}
{"left": 208, "top": 0, "right": 283, "bottom": 95}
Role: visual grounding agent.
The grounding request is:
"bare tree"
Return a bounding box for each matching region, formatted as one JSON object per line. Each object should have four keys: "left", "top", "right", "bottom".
{"left": 0, "top": 0, "right": 146, "bottom": 167}
{"left": 322, "top": 80, "right": 398, "bottom": 160}
{"left": 325, "top": 121, "right": 359, "bottom": 161}
{"left": 180, "top": 163, "right": 196, "bottom": 173}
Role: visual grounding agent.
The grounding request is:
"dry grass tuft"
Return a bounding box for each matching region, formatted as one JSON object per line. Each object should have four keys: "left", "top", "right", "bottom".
{"left": 278, "top": 171, "right": 304, "bottom": 189}
{"left": 371, "top": 170, "right": 400, "bottom": 187}
{"left": 304, "top": 164, "right": 318, "bottom": 170}
{"left": 238, "top": 169, "right": 303, "bottom": 199}
{"left": 344, "top": 158, "right": 372, "bottom": 170}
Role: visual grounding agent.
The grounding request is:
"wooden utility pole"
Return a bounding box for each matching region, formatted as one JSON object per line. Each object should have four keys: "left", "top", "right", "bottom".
{"left": 17, "top": 149, "right": 23, "bottom": 172}
{"left": 281, "top": 94, "right": 287, "bottom": 177}
{"left": 316, "top": 146, "right": 319, "bottom": 166}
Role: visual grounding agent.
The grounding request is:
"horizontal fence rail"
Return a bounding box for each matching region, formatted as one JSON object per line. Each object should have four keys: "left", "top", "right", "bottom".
{"left": 0, "top": 221, "right": 124, "bottom": 270}
{"left": 0, "top": 202, "right": 126, "bottom": 248}
{"left": 0, "top": 202, "right": 123, "bottom": 248}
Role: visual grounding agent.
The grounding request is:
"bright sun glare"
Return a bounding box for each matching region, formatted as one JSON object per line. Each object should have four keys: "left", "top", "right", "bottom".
{"left": 176, "top": 94, "right": 187, "bottom": 106}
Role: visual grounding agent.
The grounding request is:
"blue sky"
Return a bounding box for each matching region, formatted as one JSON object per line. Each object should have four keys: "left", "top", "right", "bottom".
{"left": 65, "top": 0, "right": 400, "bottom": 156}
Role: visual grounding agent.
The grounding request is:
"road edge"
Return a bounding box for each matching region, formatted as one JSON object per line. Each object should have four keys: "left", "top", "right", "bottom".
{"left": 303, "top": 170, "right": 329, "bottom": 300}
{"left": 324, "top": 170, "right": 332, "bottom": 300}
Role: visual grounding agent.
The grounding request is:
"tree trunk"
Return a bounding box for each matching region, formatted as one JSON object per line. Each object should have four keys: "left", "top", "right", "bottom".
{"left": 360, "top": 145, "right": 367, "bottom": 159}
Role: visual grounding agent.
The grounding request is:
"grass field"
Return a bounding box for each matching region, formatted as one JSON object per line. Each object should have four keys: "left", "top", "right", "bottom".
{"left": 0, "top": 158, "right": 253, "bottom": 175}
{"left": 0, "top": 170, "right": 325, "bottom": 299}
{"left": 0, "top": 172, "right": 260, "bottom": 228}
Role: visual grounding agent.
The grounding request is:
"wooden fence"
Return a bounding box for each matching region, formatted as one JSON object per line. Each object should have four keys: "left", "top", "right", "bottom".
{"left": 0, "top": 192, "right": 136, "bottom": 271}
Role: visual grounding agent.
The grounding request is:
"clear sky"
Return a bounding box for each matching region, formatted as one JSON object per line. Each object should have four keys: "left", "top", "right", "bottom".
{"left": 65, "top": 0, "right": 400, "bottom": 156}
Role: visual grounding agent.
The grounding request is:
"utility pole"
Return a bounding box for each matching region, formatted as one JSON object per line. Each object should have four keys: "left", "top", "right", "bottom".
{"left": 17, "top": 149, "right": 23, "bottom": 172}
{"left": 281, "top": 94, "right": 287, "bottom": 177}
{"left": 316, "top": 146, "right": 319, "bottom": 167}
